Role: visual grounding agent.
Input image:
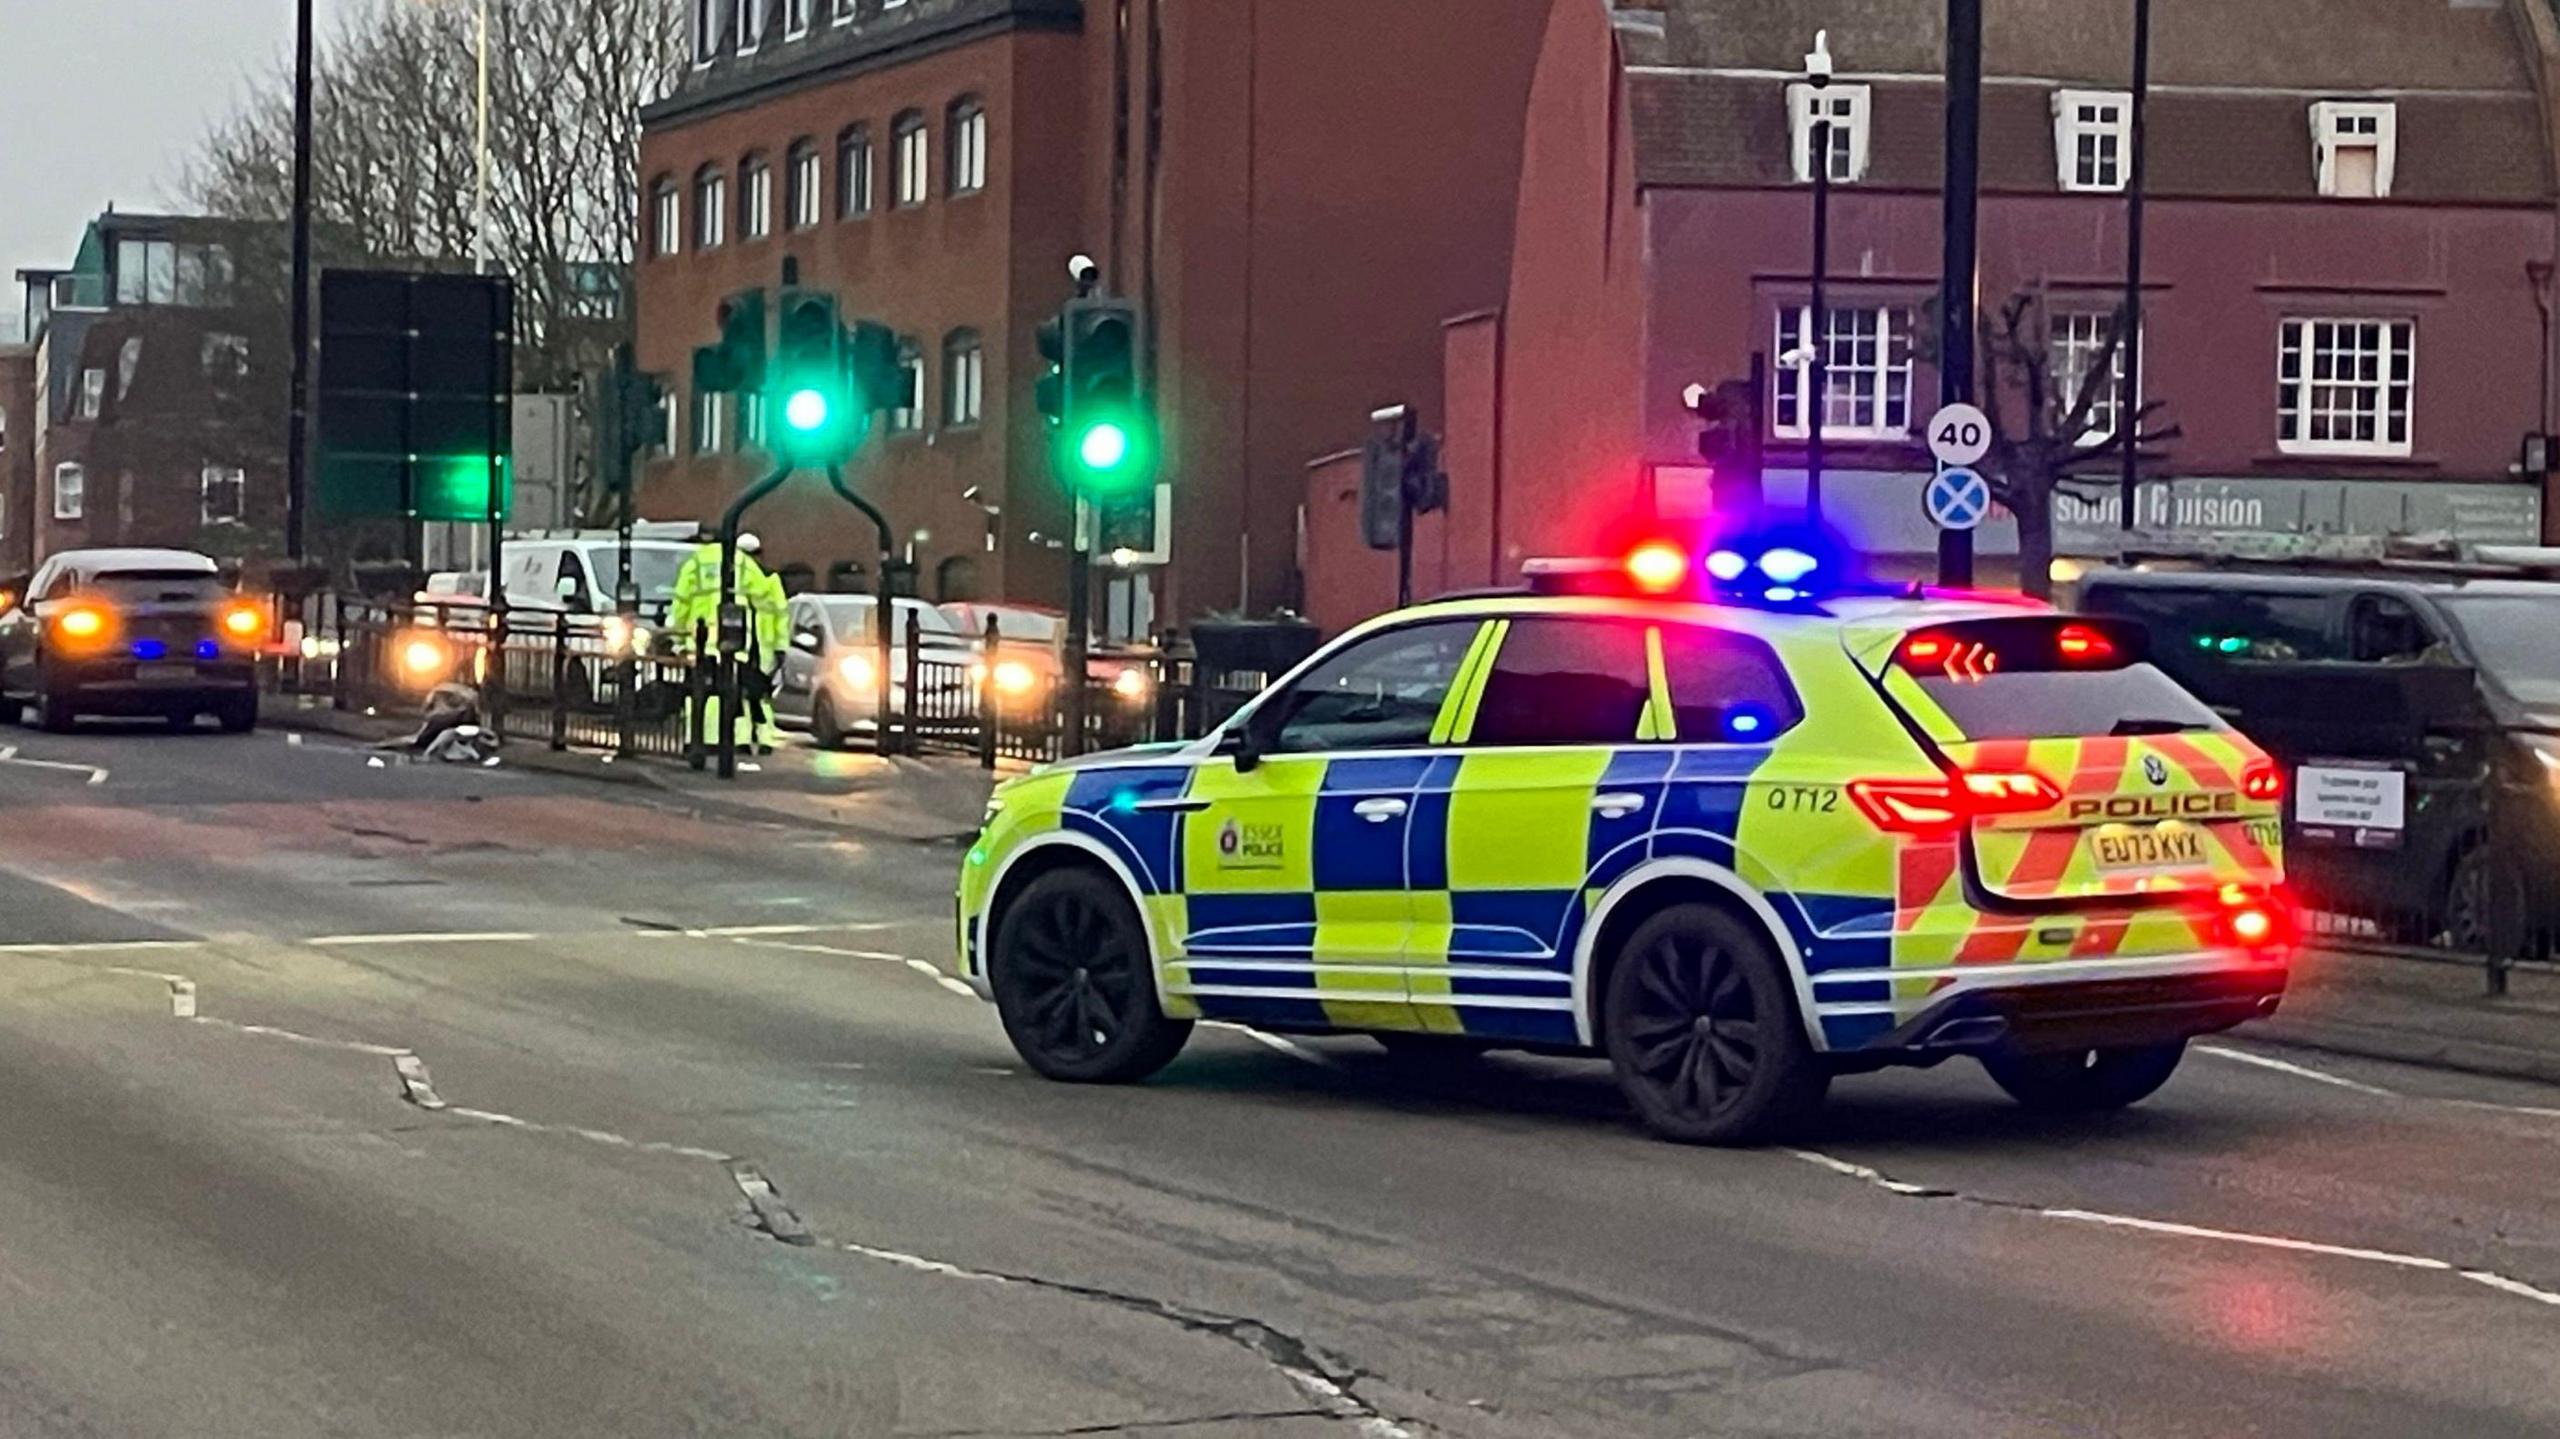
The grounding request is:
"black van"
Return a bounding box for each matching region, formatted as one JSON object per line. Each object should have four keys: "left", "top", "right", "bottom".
{"left": 2080, "top": 568, "right": 2560, "bottom": 951}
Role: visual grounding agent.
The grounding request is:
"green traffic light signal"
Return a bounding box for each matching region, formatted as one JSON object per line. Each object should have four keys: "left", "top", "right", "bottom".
{"left": 1078, "top": 420, "right": 1131, "bottom": 472}
{"left": 784, "top": 387, "right": 830, "bottom": 433}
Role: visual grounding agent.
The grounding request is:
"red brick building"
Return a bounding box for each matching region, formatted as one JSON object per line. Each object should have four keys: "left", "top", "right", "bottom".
{"left": 1306, "top": 0, "right": 2560, "bottom": 630}
{"left": 7, "top": 213, "right": 288, "bottom": 576}
{"left": 634, "top": 0, "right": 1551, "bottom": 624}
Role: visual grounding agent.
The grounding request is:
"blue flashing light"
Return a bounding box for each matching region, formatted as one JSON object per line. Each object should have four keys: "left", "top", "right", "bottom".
{"left": 1723, "top": 704, "right": 1774, "bottom": 740}
{"left": 1763, "top": 586, "right": 1801, "bottom": 603}
{"left": 196, "top": 640, "right": 221, "bottom": 661}
{"left": 1108, "top": 788, "right": 1142, "bottom": 815}
{"left": 1704, "top": 549, "right": 1750, "bottom": 582}
{"left": 1758, "top": 547, "right": 1820, "bottom": 585}
{"left": 133, "top": 639, "right": 167, "bottom": 661}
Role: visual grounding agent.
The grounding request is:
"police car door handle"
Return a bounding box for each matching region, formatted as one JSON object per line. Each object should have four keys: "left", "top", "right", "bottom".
{"left": 1131, "top": 797, "right": 1210, "bottom": 814}
{"left": 1352, "top": 797, "right": 1409, "bottom": 822}
{"left": 1592, "top": 792, "right": 1648, "bottom": 819}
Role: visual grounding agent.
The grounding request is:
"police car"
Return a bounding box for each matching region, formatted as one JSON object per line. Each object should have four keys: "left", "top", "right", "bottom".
{"left": 952, "top": 537, "right": 2293, "bottom": 1144}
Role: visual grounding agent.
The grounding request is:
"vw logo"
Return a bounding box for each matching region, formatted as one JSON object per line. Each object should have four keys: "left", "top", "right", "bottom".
{"left": 2141, "top": 754, "right": 2169, "bottom": 787}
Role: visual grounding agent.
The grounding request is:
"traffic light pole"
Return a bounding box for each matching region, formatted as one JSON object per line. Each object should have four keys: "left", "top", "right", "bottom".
{"left": 823, "top": 466, "right": 899, "bottom": 759}
{"left": 1063, "top": 497, "right": 1092, "bottom": 759}
{"left": 713, "top": 461, "right": 793, "bottom": 780}
{"left": 1938, "top": 0, "right": 1984, "bottom": 587}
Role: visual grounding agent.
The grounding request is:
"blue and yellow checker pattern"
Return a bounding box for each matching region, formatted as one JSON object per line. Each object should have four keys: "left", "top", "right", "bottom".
{"left": 954, "top": 593, "right": 2285, "bottom": 1056}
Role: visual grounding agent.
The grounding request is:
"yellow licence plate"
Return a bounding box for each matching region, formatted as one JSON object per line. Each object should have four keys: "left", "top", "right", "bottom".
{"left": 2091, "top": 826, "right": 2208, "bottom": 871}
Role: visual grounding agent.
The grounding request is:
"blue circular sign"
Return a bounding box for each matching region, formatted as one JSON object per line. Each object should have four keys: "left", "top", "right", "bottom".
{"left": 1925, "top": 467, "right": 1992, "bottom": 531}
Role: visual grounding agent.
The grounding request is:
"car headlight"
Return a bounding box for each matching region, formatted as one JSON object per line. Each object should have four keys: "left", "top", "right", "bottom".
{"left": 992, "top": 659, "right": 1038, "bottom": 696}
{"left": 2526, "top": 735, "right": 2560, "bottom": 785}
{"left": 1112, "top": 668, "right": 1151, "bottom": 702}
{"left": 837, "top": 654, "right": 876, "bottom": 688}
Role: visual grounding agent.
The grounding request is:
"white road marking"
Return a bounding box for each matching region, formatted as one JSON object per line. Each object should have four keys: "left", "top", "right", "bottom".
{"left": 0, "top": 939, "right": 205, "bottom": 955}
{"left": 2196, "top": 1044, "right": 2397, "bottom": 1096}
{"left": 303, "top": 930, "right": 542, "bottom": 946}
{"left": 1787, "top": 1148, "right": 2560, "bottom": 1313}
{"left": 196, "top": 1017, "right": 411, "bottom": 1058}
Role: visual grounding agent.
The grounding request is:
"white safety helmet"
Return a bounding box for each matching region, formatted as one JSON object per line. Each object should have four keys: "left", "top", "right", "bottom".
{"left": 737, "top": 533, "right": 763, "bottom": 554}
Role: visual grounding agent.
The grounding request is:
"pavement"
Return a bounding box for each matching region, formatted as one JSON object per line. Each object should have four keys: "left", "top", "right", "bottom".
{"left": 5, "top": 717, "right": 2560, "bottom": 1435}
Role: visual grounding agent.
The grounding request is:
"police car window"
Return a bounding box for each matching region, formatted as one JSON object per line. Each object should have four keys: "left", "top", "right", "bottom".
{"left": 1266, "top": 620, "right": 1478, "bottom": 753}
{"left": 1469, "top": 619, "right": 1651, "bottom": 747}
{"left": 1660, "top": 625, "right": 1804, "bottom": 742}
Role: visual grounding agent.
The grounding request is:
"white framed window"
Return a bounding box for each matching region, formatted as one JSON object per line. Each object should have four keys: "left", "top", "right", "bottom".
{"left": 740, "top": 155, "right": 773, "bottom": 240}
{"left": 2279, "top": 317, "right": 2415, "bottom": 457}
{"left": 694, "top": 0, "right": 720, "bottom": 65}
{"left": 78, "top": 367, "right": 104, "bottom": 420}
{"left": 947, "top": 97, "right": 987, "bottom": 196}
{"left": 893, "top": 111, "right": 928, "bottom": 207}
{"left": 655, "top": 390, "right": 680, "bottom": 457}
{"left": 741, "top": 392, "right": 768, "bottom": 451}
{"left": 202, "top": 333, "right": 250, "bottom": 381}
{"left": 784, "top": 0, "right": 812, "bottom": 39}
{"left": 53, "top": 462, "right": 84, "bottom": 521}
{"left": 785, "top": 141, "right": 822, "bottom": 229}
{"left": 731, "top": 0, "right": 762, "bottom": 54}
{"left": 695, "top": 167, "right": 728, "bottom": 248}
{"left": 888, "top": 337, "right": 923, "bottom": 432}
{"left": 200, "top": 465, "right": 246, "bottom": 524}
{"left": 832, "top": 0, "right": 858, "bottom": 24}
{"left": 838, "top": 126, "right": 874, "bottom": 217}
{"left": 1773, "top": 305, "right": 1913, "bottom": 439}
{"left": 2312, "top": 101, "right": 2397, "bottom": 199}
{"left": 943, "top": 329, "right": 983, "bottom": 427}
{"left": 1786, "top": 82, "right": 1871, "bottom": 184}
{"left": 2050, "top": 311, "right": 2136, "bottom": 442}
{"left": 2053, "top": 89, "right": 2131, "bottom": 193}
{"left": 651, "top": 175, "right": 681, "bottom": 256}
{"left": 693, "top": 388, "right": 728, "bottom": 454}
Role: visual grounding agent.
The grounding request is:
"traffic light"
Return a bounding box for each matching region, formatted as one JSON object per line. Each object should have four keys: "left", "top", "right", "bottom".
{"left": 1361, "top": 406, "right": 1416, "bottom": 551}
{"left": 846, "top": 320, "right": 903, "bottom": 417}
{"left": 1034, "top": 316, "right": 1065, "bottom": 428}
{"left": 1062, "top": 298, "right": 1149, "bottom": 491}
{"left": 692, "top": 289, "right": 767, "bottom": 396}
{"left": 774, "top": 289, "right": 856, "bottom": 462}
{"left": 1687, "top": 360, "right": 1766, "bottom": 513}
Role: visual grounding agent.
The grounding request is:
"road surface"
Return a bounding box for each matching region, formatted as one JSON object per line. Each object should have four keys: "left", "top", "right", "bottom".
{"left": 1, "top": 722, "right": 2556, "bottom": 1437}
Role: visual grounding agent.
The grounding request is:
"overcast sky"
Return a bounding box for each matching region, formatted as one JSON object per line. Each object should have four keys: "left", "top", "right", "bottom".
{"left": 0, "top": 0, "right": 366, "bottom": 337}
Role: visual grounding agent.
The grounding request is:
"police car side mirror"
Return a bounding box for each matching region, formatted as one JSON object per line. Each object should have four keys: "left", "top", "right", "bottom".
{"left": 1216, "top": 724, "right": 1262, "bottom": 774}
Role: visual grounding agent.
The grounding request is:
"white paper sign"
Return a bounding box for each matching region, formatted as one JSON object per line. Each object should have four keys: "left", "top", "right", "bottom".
{"left": 2295, "top": 764, "right": 2406, "bottom": 832}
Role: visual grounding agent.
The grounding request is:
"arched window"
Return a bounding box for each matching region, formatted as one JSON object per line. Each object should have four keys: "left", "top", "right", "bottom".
{"left": 784, "top": 139, "right": 822, "bottom": 229}
{"left": 836, "top": 124, "right": 873, "bottom": 218}
{"left": 941, "top": 328, "right": 982, "bottom": 428}
{"left": 693, "top": 164, "right": 727, "bottom": 249}
{"left": 946, "top": 95, "right": 986, "bottom": 195}
{"left": 892, "top": 110, "right": 928, "bottom": 208}
{"left": 739, "top": 152, "right": 773, "bottom": 240}
{"left": 935, "top": 555, "right": 981, "bottom": 604}
{"left": 649, "top": 174, "right": 681, "bottom": 257}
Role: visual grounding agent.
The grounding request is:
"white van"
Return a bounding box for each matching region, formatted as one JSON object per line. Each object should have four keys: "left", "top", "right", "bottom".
{"left": 495, "top": 530, "right": 698, "bottom": 623}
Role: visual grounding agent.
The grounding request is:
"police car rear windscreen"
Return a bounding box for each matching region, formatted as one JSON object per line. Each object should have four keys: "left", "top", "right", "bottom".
{"left": 1891, "top": 617, "right": 2223, "bottom": 742}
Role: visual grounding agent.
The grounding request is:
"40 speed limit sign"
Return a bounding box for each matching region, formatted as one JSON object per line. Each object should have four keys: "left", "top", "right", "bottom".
{"left": 1927, "top": 403, "right": 1992, "bottom": 468}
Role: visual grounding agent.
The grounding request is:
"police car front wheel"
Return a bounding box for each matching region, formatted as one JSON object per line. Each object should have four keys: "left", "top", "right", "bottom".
{"left": 1602, "top": 904, "right": 1826, "bottom": 1146}
{"left": 990, "top": 869, "right": 1191, "bottom": 1083}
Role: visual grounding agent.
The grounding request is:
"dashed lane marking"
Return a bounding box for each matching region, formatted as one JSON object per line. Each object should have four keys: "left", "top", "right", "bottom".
{"left": 2195, "top": 1044, "right": 2397, "bottom": 1096}
{"left": 0, "top": 748, "right": 108, "bottom": 785}
{"left": 304, "top": 930, "right": 543, "bottom": 947}
{"left": 0, "top": 939, "right": 206, "bottom": 956}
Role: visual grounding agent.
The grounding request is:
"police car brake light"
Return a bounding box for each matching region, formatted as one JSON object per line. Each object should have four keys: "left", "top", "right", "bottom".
{"left": 1846, "top": 768, "right": 2061, "bottom": 835}
{"left": 2241, "top": 760, "right": 2285, "bottom": 801}
{"left": 2055, "top": 623, "right": 2116, "bottom": 663}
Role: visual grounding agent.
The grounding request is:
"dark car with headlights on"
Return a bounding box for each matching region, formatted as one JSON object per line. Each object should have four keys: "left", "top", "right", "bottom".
{"left": 0, "top": 548, "right": 265, "bottom": 733}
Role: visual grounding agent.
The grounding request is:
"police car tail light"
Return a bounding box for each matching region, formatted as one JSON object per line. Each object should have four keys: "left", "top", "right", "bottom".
{"left": 2214, "top": 884, "right": 2296, "bottom": 955}
{"left": 1624, "top": 541, "right": 1690, "bottom": 595}
{"left": 2241, "top": 760, "right": 2285, "bottom": 802}
{"left": 1846, "top": 768, "right": 2061, "bottom": 836}
{"left": 2054, "top": 623, "right": 2116, "bottom": 664}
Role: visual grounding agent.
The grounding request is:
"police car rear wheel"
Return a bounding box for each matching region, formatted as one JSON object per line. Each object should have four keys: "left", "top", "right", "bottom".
{"left": 992, "top": 870, "right": 1190, "bottom": 1083}
{"left": 1981, "top": 1042, "right": 2185, "bottom": 1114}
{"left": 1604, "top": 904, "right": 1824, "bottom": 1145}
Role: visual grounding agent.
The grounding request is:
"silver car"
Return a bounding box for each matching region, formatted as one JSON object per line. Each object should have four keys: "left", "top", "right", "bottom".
{"left": 772, "top": 594, "right": 972, "bottom": 748}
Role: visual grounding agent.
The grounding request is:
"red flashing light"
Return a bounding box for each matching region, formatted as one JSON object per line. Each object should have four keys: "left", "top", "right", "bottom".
{"left": 2242, "top": 760, "right": 2286, "bottom": 802}
{"left": 1624, "top": 542, "right": 1690, "bottom": 595}
{"left": 2056, "top": 623, "right": 2116, "bottom": 663}
{"left": 2213, "top": 884, "right": 2297, "bottom": 955}
{"left": 1901, "top": 633, "right": 1951, "bottom": 665}
{"left": 1847, "top": 768, "right": 2061, "bottom": 835}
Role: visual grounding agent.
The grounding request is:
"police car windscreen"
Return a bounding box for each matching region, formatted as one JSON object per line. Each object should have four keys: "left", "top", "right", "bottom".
{"left": 1898, "top": 617, "right": 2224, "bottom": 741}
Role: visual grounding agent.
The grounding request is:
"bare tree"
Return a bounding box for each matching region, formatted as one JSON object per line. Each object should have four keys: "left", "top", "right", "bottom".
{"left": 1962, "top": 287, "right": 2180, "bottom": 600}
{"left": 180, "top": 0, "right": 682, "bottom": 396}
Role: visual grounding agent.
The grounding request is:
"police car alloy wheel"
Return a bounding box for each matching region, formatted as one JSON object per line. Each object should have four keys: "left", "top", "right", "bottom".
{"left": 1603, "top": 904, "right": 1826, "bottom": 1145}
{"left": 990, "top": 869, "right": 1192, "bottom": 1083}
{"left": 1981, "top": 1042, "right": 2186, "bottom": 1114}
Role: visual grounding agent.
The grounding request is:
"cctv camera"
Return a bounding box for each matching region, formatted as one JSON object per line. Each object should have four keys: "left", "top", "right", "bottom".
{"left": 1682, "top": 383, "right": 1709, "bottom": 410}
{"left": 1067, "top": 254, "right": 1100, "bottom": 286}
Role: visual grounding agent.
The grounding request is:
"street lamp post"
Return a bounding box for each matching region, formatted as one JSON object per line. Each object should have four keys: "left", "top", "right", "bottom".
{"left": 1939, "top": 0, "right": 1983, "bottom": 587}
{"left": 286, "top": 0, "right": 315, "bottom": 562}
{"left": 2119, "top": 0, "right": 2152, "bottom": 540}
{"left": 1805, "top": 33, "right": 1834, "bottom": 522}
{"left": 474, "top": 0, "right": 491, "bottom": 276}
